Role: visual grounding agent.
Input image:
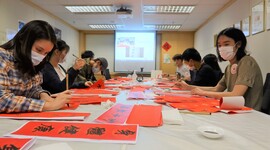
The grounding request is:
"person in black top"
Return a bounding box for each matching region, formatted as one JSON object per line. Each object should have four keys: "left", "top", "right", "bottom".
{"left": 41, "top": 40, "right": 92, "bottom": 94}
{"left": 75, "top": 50, "right": 96, "bottom": 82}
{"left": 75, "top": 57, "right": 108, "bottom": 83}
{"left": 181, "top": 48, "right": 217, "bottom": 86}
{"left": 202, "top": 54, "right": 223, "bottom": 84}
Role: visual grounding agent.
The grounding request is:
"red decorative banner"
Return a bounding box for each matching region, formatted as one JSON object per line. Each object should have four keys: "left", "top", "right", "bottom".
{"left": 126, "top": 105, "right": 163, "bottom": 127}
{"left": 162, "top": 42, "right": 171, "bottom": 51}
{"left": 94, "top": 103, "right": 133, "bottom": 124}
{"left": 6, "top": 121, "right": 138, "bottom": 144}
{"left": 70, "top": 96, "right": 116, "bottom": 105}
{"left": 90, "top": 79, "right": 105, "bottom": 89}
{"left": 105, "top": 80, "right": 123, "bottom": 84}
{"left": 0, "top": 137, "right": 35, "bottom": 150}
{"left": 0, "top": 112, "right": 90, "bottom": 121}
{"left": 71, "top": 89, "right": 119, "bottom": 96}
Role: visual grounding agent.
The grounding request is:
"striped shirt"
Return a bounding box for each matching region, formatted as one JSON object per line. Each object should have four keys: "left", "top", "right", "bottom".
{"left": 0, "top": 48, "right": 46, "bottom": 113}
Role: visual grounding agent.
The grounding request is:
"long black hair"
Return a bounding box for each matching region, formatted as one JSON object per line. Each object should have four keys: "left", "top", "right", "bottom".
{"left": 46, "top": 39, "right": 70, "bottom": 61}
{"left": 216, "top": 27, "right": 247, "bottom": 62}
{"left": 203, "top": 54, "right": 222, "bottom": 72}
{"left": 0, "top": 20, "right": 56, "bottom": 77}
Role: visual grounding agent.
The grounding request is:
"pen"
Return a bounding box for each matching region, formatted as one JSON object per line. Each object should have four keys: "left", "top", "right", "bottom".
{"left": 72, "top": 54, "right": 79, "bottom": 59}
{"left": 179, "top": 110, "right": 211, "bottom": 115}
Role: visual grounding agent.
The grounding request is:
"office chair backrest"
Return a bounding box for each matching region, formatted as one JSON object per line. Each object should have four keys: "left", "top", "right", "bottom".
{"left": 263, "top": 73, "right": 270, "bottom": 94}
{"left": 261, "top": 73, "right": 270, "bottom": 115}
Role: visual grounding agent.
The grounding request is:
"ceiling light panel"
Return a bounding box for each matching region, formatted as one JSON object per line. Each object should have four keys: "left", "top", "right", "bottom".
{"left": 144, "top": 5, "right": 195, "bottom": 14}
{"left": 88, "top": 24, "right": 124, "bottom": 30}
{"left": 65, "top": 5, "right": 115, "bottom": 13}
{"left": 144, "top": 24, "right": 182, "bottom": 30}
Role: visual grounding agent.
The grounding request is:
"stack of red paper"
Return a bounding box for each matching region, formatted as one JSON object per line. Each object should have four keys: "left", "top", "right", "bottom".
{"left": 70, "top": 96, "right": 116, "bottom": 105}
{"left": 94, "top": 104, "right": 163, "bottom": 127}
{"left": 155, "top": 95, "right": 220, "bottom": 113}
{"left": 71, "top": 89, "right": 119, "bottom": 96}
{"left": 126, "top": 105, "right": 163, "bottom": 127}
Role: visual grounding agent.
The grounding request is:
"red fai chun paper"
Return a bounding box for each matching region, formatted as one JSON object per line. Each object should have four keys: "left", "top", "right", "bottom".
{"left": 126, "top": 105, "right": 163, "bottom": 127}
{"left": 5, "top": 121, "right": 138, "bottom": 144}
{"left": 70, "top": 96, "right": 116, "bottom": 105}
{"left": 90, "top": 79, "right": 105, "bottom": 89}
{"left": 0, "top": 112, "right": 90, "bottom": 121}
{"left": 94, "top": 103, "right": 134, "bottom": 124}
{"left": 0, "top": 137, "right": 36, "bottom": 150}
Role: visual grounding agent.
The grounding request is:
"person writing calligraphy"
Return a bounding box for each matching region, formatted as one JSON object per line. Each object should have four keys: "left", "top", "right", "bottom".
{"left": 175, "top": 27, "right": 263, "bottom": 110}
{"left": 0, "top": 20, "right": 70, "bottom": 113}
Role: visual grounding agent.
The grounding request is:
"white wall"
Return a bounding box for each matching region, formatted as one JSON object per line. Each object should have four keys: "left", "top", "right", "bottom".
{"left": 0, "top": 0, "right": 79, "bottom": 69}
{"left": 86, "top": 34, "right": 115, "bottom": 72}
{"left": 195, "top": 0, "right": 270, "bottom": 80}
{"left": 85, "top": 33, "right": 161, "bottom": 73}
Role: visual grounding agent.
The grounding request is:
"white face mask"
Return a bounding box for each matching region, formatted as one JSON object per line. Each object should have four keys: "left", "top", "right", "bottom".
{"left": 188, "top": 66, "right": 195, "bottom": 71}
{"left": 92, "top": 67, "right": 100, "bottom": 73}
{"left": 219, "top": 45, "right": 237, "bottom": 61}
{"left": 32, "top": 51, "right": 46, "bottom": 66}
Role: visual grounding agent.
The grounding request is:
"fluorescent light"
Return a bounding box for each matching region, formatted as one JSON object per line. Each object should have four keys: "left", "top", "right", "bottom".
{"left": 89, "top": 24, "right": 124, "bottom": 30}
{"left": 144, "top": 24, "right": 182, "bottom": 30}
{"left": 144, "top": 5, "right": 195, "bottom": 14}
{"left": 65, "top": 5, "right": 115, "bottom": 13}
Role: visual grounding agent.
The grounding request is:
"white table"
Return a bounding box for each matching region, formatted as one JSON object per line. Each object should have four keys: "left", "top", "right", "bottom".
{"left": 1, "top": 90, "right": 270, "bottom": 150}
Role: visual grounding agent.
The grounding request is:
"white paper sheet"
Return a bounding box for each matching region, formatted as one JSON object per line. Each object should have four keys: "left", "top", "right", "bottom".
{"left": 151, "top": 70, "right": 163, "bottom": 79}
{"left": 220, "top": 96, "right": 252, "bottom": 113}
{"left": 220, "top": 96, "right": 245, "bottom": 110}
{"left": 162, "top": 109, "right": 184, "bottom": 125}
{"left": 0, "top": 116, "right": 86, "bottom": 120}
{"left": 34, "top": 142, "right": 73, "bottom": 150}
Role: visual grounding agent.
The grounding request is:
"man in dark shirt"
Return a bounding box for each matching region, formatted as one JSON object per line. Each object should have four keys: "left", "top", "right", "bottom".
{"left": 181, "top": 48, "right": 217, "bottom": 86}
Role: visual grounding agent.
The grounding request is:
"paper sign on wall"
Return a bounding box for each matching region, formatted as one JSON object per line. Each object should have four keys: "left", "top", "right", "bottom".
{"left": 162, "top": 42, "right": 172, "bottom": 51}
{"left": 163, "top": 53, "right": 171, "bottom": 63}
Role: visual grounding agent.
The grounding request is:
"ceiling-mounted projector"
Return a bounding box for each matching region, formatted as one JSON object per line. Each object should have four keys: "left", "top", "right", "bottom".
{"left": 116, "top": 6, "right": 132, "bottom": 14}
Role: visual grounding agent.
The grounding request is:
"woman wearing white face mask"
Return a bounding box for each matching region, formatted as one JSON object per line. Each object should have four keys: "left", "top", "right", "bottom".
{"left": 0, "top": 20, "right": 71, "bottom": 113}
{"left": 176, "top": 27, "right": 263, "bottom": 111}
{"left": 41, "top": 40, "right": 92, "bottom": 94}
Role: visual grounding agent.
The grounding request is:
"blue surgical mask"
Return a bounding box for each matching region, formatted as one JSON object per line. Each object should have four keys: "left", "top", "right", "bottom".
{"left": 32, "top": 51, "right": 46, "bottom": 66}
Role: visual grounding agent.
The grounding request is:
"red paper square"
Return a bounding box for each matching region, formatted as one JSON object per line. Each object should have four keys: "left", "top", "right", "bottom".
{"left": 162, "top": 42, "right": 172, "bottom": 51}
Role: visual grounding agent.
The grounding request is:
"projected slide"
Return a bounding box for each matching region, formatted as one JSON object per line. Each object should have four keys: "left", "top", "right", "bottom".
{"left": 115, "top": 32, "right": 156, "bottom": 72}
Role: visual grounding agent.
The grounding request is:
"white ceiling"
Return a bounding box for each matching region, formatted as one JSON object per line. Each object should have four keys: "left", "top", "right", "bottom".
{"left": 28, "top": 0, "right": 232, "bottom": 31}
